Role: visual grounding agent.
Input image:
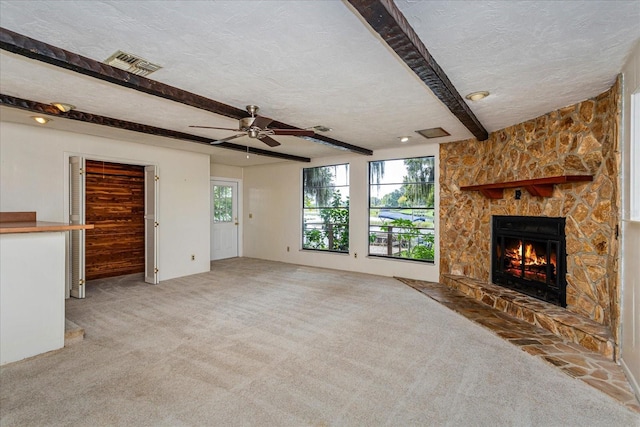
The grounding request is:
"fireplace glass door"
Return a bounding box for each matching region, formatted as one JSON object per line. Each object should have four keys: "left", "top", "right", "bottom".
{"left": 497, "top": 237, "right": 559, "bottom": 288}
{"left": 492, "top": 216, "right": 566, "bottom": 307}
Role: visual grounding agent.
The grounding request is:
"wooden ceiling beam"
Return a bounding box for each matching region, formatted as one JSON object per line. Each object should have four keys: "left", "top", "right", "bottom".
{"left": 347, "top": 0, "right": 489, "bottom": 141}
{"left": 0, "top": 94, "right": 311, "bottom": 163}
{"left": 0, "top": 27, "right": 371, "bottom": 155}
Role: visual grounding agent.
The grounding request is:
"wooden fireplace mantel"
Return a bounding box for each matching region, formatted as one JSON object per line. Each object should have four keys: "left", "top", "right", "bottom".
{"left": 460, "top": 175, "right": 593, "bottom": 199}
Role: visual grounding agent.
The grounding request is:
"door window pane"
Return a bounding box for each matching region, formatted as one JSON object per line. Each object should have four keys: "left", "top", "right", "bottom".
{"left": 213, "top": 185, "right": 233, "bottom": 223}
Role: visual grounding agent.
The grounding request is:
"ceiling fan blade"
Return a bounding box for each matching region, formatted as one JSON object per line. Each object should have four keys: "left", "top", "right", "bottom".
{"left": 259, "top": 135, "right": 281, "bottom": 147}
{"left": 211, "top": 133, "right": 246, "bottom": 144}
{"left": 190, "top": 125, "right": 240, "bottom": 131}
{"left": 251, "top": 115, "right": 273, "bottom": 129}
{"left": 271, "top": 129, "right": 315, "bottom": 137}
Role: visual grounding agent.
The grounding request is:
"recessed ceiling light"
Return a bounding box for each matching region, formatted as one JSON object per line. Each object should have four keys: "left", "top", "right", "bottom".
{"left": 32, "top": 116, "right": 50, "bottom": 124}
{"left": 399, "top": 136, "right": 410, "bottom": 143}
{"left": 465, "top": 91, "right": 490, "bottom": 101}
{"left": 416, "top": 127, "right": 450, "bottom": 139}
{"left": 51, "top": 102, "right": 75, "bottom": 112}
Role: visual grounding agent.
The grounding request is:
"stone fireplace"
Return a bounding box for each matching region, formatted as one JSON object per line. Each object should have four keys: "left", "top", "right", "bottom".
{"left": 439, "top": 78, "right": 621, "bottom": 356}
{"left": 492, "top": 215, "right": 566, "bottom": 307}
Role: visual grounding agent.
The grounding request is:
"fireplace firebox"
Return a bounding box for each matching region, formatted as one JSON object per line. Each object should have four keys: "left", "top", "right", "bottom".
{"left": 492, "top": 216, "right": 566, "bottom": 307}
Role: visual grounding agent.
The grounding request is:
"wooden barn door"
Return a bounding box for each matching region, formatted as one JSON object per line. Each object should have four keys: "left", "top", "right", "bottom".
{"left": 84, "top": 160, "right": 145, "bottom": 280}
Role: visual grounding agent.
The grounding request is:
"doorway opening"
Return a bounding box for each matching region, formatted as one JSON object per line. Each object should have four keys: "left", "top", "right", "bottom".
{"left": 85, "top": 160, "right": 145, "bottom": 280}
{"left": 68, "top": 156, "right": 158, "bottom": 298}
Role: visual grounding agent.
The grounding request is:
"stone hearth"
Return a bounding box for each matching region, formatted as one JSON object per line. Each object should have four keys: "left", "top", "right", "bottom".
{"left": 442, "top": 274, "right": 613, "bottom": 359}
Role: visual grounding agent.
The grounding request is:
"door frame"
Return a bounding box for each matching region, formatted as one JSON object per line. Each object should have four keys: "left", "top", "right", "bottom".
{"left": 210, "top": 176, "right": 243, "bottom": 260}
{"left": 64, "top": 153, "right": 160, "bottom": 297}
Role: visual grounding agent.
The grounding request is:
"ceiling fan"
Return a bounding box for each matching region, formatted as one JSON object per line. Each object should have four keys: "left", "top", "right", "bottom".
{"left": 190, "top": 105, "right": 315, "bottom": 147}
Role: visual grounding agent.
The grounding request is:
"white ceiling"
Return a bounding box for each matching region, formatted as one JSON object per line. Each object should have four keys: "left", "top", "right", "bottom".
{"left": 1, "top": 0, "right": 638, "bottom": 166}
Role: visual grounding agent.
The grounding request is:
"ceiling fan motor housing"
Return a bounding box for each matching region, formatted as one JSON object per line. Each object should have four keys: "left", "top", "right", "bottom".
{"left": 239, "top": 117, "right": 256, "bottom": 131}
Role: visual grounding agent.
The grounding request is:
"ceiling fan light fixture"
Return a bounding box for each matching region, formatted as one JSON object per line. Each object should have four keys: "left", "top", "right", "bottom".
{"left": 51, "top": 102, "right": 75, "bottom": 112}
{"left": 190, "top": 105, "right": 314, "bottom": 149}
{"left": 465, "top": 91, "right": 490, "bottom": 101}
{"left": 32, "top": 116, "right": 50, "bottom": 124}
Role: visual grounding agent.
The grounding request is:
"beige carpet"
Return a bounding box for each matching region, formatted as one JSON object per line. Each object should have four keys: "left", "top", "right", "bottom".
{"left": 1, "top": 258, "right": 638, "bottom": 426}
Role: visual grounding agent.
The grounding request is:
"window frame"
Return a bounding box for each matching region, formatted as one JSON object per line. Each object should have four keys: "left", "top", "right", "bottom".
{"left": 368, "top": 156, "right": 436, "bottom": 263}
{"left": 301, "top": 163, "right": 350, "bottom": 253}
{"left": 630, "top": 91, "right": 640, "bottom": 221}
{"left": 212, "top": 184, "right": 234, "bottom": 223}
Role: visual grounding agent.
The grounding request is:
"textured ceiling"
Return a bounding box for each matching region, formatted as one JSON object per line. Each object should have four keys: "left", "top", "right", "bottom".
{"left": 1, "top": 0, "right": 638, "bottom": 166}
{"left": 396, "top": 0, "right": 640, "bottom": 131}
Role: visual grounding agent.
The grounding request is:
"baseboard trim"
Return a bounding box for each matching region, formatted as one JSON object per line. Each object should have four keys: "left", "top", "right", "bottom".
{"left": 620, "top": 357, "right": 640, "bottom": 402}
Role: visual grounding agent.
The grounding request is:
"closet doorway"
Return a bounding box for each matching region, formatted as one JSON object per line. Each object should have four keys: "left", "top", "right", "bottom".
{"left": 69, "top": 157, "right": 158, "bottom": 298}
{"left": 85, "top": 160, "right": 145, "bottom": 280}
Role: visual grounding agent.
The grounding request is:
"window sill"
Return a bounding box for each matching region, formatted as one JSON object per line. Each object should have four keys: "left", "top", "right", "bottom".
{"left": 367, "top": 254, "right": 435, "bottom": 264}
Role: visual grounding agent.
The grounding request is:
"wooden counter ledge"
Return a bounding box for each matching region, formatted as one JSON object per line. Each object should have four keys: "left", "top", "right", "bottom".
{"left": 0, "top": 211, "right": 93, "bottom": 234}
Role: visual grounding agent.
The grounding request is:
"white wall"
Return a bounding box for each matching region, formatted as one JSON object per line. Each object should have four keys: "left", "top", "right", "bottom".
{"left": 620, "top": 40, "right": 640, "bottom": 397}
{"left": 242, "top": 143, "right": 440, "bottom": 282}
{"left": 211, "top": 163, "right": 243, "bottom": 180}
{"left": 0, "top": 122, "right": 211, "bottom": 281}
{"left": 1, "top": 232, "right": 65, "bottom": 365}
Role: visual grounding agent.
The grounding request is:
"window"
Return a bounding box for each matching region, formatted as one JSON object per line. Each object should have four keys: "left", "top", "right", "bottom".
{"left": 302, "top": 164, "right": 349, "bottom": 252}
{"left": 369, "top": 156, "right": 435, "bottom": 262}
{"left": 213, "top": 185, "right": 233, "bottom": 223}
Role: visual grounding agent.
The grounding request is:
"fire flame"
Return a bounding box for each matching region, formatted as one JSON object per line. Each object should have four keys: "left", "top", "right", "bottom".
{"left": 504, "top": 240, "right": 556, "bottom": 282}
{"left": 524, "top": 242, "right": 544, "bottom": 265}
{"left": 506, "top": 242, "right": 546, "bottom": 266}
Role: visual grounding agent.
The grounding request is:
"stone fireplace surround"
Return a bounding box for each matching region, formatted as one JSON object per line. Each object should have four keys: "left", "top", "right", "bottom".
{"left": 439, "top": 79, "right": 620, "bottom": 358}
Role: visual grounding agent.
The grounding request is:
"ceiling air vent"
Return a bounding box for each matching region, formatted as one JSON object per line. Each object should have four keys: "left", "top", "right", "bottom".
{"left": 104, "top": 50, "right": 162, "bottom": 77}
{"left": 415, "top": 127, "right": 450, "bottom": 140}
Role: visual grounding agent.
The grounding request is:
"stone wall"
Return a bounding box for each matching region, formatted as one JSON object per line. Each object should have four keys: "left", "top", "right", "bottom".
{"left": 439, "top": 80, "right": 620, "bottom": 340}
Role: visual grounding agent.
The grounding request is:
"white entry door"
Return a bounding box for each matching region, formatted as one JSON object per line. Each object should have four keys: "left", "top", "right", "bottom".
{"left": 211, "top": 180, "right": 239, "bottom": 260}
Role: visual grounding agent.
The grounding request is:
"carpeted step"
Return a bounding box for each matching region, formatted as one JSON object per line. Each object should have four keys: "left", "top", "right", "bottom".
{"left": 64, "top": 319, "right": 84, "bottom": 346}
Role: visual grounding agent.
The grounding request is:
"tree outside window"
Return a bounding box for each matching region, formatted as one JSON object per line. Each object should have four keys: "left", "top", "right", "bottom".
{"left": 302, "top": 164, "right": 349, "bottom": 252}
{"left": 213, "top": 185, "right": 233, "bottom": 223}
{"left": 369, "top": 157, "right": 435, "bottom": 262}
